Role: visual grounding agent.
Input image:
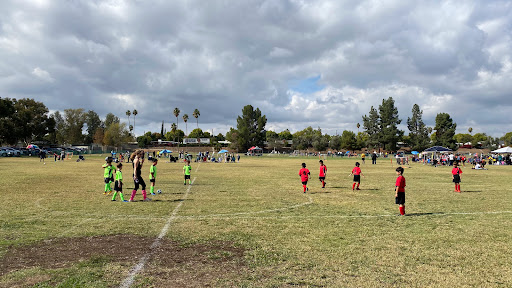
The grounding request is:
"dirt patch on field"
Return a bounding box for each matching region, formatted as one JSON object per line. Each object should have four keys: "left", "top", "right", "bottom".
{"left": 0, "top": 235, "right": 247, "bottom": 287}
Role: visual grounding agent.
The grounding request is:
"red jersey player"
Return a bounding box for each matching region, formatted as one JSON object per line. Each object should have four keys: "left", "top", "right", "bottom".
{"left": 395, "top": 167, "right": 406, "bottom": 215}
{"left": 319, "top": 160, "right": 327, "bottom": 188}
{"left": 299, "top": 163, "right": 310, "bottom": 193}
{"left": 452, "top": 162, "right": 463, "bottom": 192}
{"left": 349, "top": 162, "right": 364, "bottom": 190}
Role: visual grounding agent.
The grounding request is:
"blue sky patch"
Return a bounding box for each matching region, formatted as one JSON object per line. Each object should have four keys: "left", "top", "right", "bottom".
{"left": 289, "top": 75, "right": 325, "bottom": 94}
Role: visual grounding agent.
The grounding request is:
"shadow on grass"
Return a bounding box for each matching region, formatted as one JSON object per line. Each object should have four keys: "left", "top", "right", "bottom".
{"left": 308, "top": 191, "right": 332, "bottom": 194}
{"left": 461, "top": 190, "right": 482, "bottom": 193}
{"left": 406, "top": 212, "right": 444, "bottom": 217}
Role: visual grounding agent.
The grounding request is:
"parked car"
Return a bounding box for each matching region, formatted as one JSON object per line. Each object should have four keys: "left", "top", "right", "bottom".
{"left": 0, "top": 148, "right": 8, "bottom": 157}
{"left": 7, "top": 148, "right": 21, "bottom": 157}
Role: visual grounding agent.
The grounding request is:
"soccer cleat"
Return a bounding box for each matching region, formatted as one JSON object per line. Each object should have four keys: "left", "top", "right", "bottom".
{"left": 143, "top": 198, "right": 152, "bottom": 201}
{"left": 151, "top": 193, "right": 156, "bottom": 195}
{"left": 184, "top": 183, "right": 186, "bottom": 185}
{"left": 111, "top": 199, "right": 116, "bottom": 201}
{"left": 103, "top": 192, "right": 107, "bottom": 195}
{"left": 122, "top": 200, "right": 129, "bottom": 202}
{"left": 356, "top": 188, "right": 361, "bottom": 190}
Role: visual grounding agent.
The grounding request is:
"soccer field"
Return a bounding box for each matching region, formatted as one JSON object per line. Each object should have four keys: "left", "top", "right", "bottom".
{"left": 1, "top": 155, "right": 511, "bottom": 287}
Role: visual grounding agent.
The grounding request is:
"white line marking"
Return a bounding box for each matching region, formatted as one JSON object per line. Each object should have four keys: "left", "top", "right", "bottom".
{"left": 176, "top": 210, "right": 512, "bottom": 220}
{"left": 119, "top": 176, "right": 196, "bottom": 288}
{"left": 178, "top": 195, "right": 314, "bottom": 219}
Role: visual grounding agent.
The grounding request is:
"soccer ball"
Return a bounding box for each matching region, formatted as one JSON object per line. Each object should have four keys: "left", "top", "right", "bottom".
{"left": 157, "top": 189, "right": 162, "bottom": 194}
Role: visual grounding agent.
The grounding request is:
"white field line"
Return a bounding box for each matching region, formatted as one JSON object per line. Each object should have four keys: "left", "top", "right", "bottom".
{"left": 178, "top": 195, "right": 314, "bottom": 220}
{"left": 176, "top": 209, "right": 512, "bottom": 220}
{"left": 119, "top": 176, "right": 196, "bottom": 288}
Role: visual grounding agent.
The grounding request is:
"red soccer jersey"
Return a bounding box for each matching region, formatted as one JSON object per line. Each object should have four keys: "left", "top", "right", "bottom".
{"left": 352, "top": 167, "right": 361, "bottom": 175}
{"left": 395, "top": 175, "right": 406, "bottom": 192}
{"left": 451, "top": 167, "right": 462, "bottom": 175}
{"left": 299, "top": 168, "right": 310, "bottom": 182}
{"left": 319, "top": 165, "right": 327, "bottom": 177}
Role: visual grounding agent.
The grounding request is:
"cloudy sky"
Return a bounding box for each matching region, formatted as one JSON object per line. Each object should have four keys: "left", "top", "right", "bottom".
{"left": 1, "top": 0, "right": 511, "bottom": 137}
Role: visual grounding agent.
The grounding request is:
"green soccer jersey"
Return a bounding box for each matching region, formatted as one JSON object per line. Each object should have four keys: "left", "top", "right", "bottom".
{"left": 115, "top": 170, "right": 122, "bottom": 182}
{"left": 183, "top": 165, "right": 191, "bottom": 175}
{"left": 103, "top": 164, "right": 113, "bottom": 178}
{"left": 150, "top": 165, "right": 157, "bottom": 179}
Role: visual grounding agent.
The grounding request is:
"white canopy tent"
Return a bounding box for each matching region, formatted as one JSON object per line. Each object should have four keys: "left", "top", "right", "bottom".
{"left": 491, "top": 146, "right": 512, "bottom": 153}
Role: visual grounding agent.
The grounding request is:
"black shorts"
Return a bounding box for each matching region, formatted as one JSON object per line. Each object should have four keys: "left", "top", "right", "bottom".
{"left": 353, "top": 175, "right": 361, "bottom": 183}
{"left": 453, "top": 175, "right": 461, "bottom": 183}
{"left": 134, "top": 176, "right": 146, "bottom": 191}
{"left": 319, "top": 177, "right": 325, "bottom": 181}
{"left": 302, "top": 181, "right": 308, "bottom": 185}
{"left": 104, "top": 177, "right": 112, "bottom": 184}
{"left": 150, "top": 178, "right": 156, "bottom": 183}
{"left": 185, "top": 175, "right": 191, "bottom": 180}
{"left": 114, "top": 181, "right": 122, "bottom": 191}
{"left": 395, "top": 192, "right": 405, "bottom": 205}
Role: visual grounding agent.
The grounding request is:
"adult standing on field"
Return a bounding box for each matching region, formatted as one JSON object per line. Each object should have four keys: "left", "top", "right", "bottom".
{"left": 372, "top": 152, "right": 377, "bottom": 164}
{"left": 129, "top": 150, "right": 150, "bottom": 202}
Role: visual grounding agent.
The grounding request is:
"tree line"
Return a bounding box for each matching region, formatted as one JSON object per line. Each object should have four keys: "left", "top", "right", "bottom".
{"left": 1, "top": 97, "right": 510, "bottom": 152}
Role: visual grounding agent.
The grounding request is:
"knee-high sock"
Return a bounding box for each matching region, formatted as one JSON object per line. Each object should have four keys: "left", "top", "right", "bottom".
{"left": 112, "top": 192, "right": 117, "bottom": 200}
{"left": 322, "top": 180, "right": 325, "bottom": 187}
{"left": 130, "top": 190, "right": 137, "bottom": 201}
{"left": 357, "top": 183, "right": 360, "bottom": 188}
{"left": 303, "top": 185, "right": 306, "bottom": 192}
{"left": 150, "top": 186, "right": 154, "bottom": 194}
{"left": 119, "top": 192, "right": 125, "bottom": 201}
{"left": 105, "top": 183, "right": 109, "bottom": 192}
{"left": 399, "top": 206, "right": 405, "bottom": 215}
{"left": 352, "top": 183, "right": 356, "bottom": 190}
{"left": 142, "top": 190, "right": 147, "bottom": 200}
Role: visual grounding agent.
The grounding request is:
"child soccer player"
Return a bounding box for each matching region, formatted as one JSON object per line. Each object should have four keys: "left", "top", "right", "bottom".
{"left": 395, "top": 167, "right": 406, "bottom": 216}
{"left": 319, "top": 160, "right": 327, "bottom": 188}
{"left": 299, "top": 163, "right": 310, "bottom": 193}
{"left": 183, "top": 159, "right": 192, "bottom": 185}
{"left": 149, "top": 158, "right": 159, "bottom": 195}
{"left": 452, "top": 162, "right": 463, "bottom": 193}
{"left": 102, "top": 157, "right": 114, "bottom": 195}
{"left": 349, "top": 162, "right": 364, "bottom": 190}
{"left": 112, "top": 163, "right": 128, "bottom": 202}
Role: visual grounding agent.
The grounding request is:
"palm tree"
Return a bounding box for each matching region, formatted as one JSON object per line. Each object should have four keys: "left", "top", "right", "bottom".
{"left": 173, "top": 108, "right": 180, "bottom": 148}
{"left": 171, "top": 123, "right": 177, "bottom": 143}
{"left": 126, "top": 110, "right": 131, "bottom": 127}
{"left": 193, "top": 109, "right": 200, "bottom": 129}
{"left": 132, "top": 109, "right": 138, "bottom": 133}
{"left": 183, "top": 114, "right": 189, "bottom": 135}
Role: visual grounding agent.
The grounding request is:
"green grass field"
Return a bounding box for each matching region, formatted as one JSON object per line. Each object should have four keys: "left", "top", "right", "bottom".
{"left": 1, "top": 155, "right": 511, "bottom": 287}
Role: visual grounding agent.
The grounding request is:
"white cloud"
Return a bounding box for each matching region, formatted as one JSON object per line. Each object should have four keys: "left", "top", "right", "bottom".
{"left": 1, "top": 0, "right": 511, "bottom": 137}
{"left": 31, "top": 67, "right": 54, "bottom": 82}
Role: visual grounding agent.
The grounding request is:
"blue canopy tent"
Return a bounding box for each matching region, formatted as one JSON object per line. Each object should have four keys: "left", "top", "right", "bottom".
{"left": 159, "top": 149, "right": 172, "bottom": 154}
{"left": 411, "top": 151, "right": 419, "bottom": 155}
{"left": 423, "top": 146, "right": 452, "bottom": 152}
{"left": 218, "top": 149, "right": 229, "bottom": 153}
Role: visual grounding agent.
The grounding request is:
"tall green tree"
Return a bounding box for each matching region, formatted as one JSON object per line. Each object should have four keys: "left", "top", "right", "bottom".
{"left": 62, "top": 109, "right": 86, "bottom": 144}
{"left": 0, "top": 98, "right": 16, "bottom": 144}
{"left": 189, "top": 128, "right": 206, "bottom": 139}
{"left": 104, "top": 122, "right": 131, "bottom": 148}
{"left": 292, "top": 126, "right": 321, "bottom": 150}
{"left": 329, "top": 135, "right": 342, "bottom": 150}
{"left": 13, "top": 98, "right": 55, "bottom": 145}
{"left": 234, "top": 105, "right": 267, "bottom": 151}
{"left": 378, "top": 97, "right": 403, "bottom": 151}
{"left": 433, "top": 113, "right": 457, "bottom": 150}
{"left": 85, "top": 110, "right": 103, "bottom": 144}
{"left": 278, "top": 129, "right": 293, "bottom": 140}
{"left": 105, "top": 113, "right": 120, "bottom": 128}
{"left": 407, "top": 104, "right": 430, "bottom": 151}
{"left": 501, "top": 132, "right": 512, "bottom": 146}
{"left": 454, "top": 133, "right": 473, "bottom": 145}
{"left": 362, "top": 106, "right": 380, "bottom": 149}
{"left": 340, "top": 130, "right": 357, "bottom": 150}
